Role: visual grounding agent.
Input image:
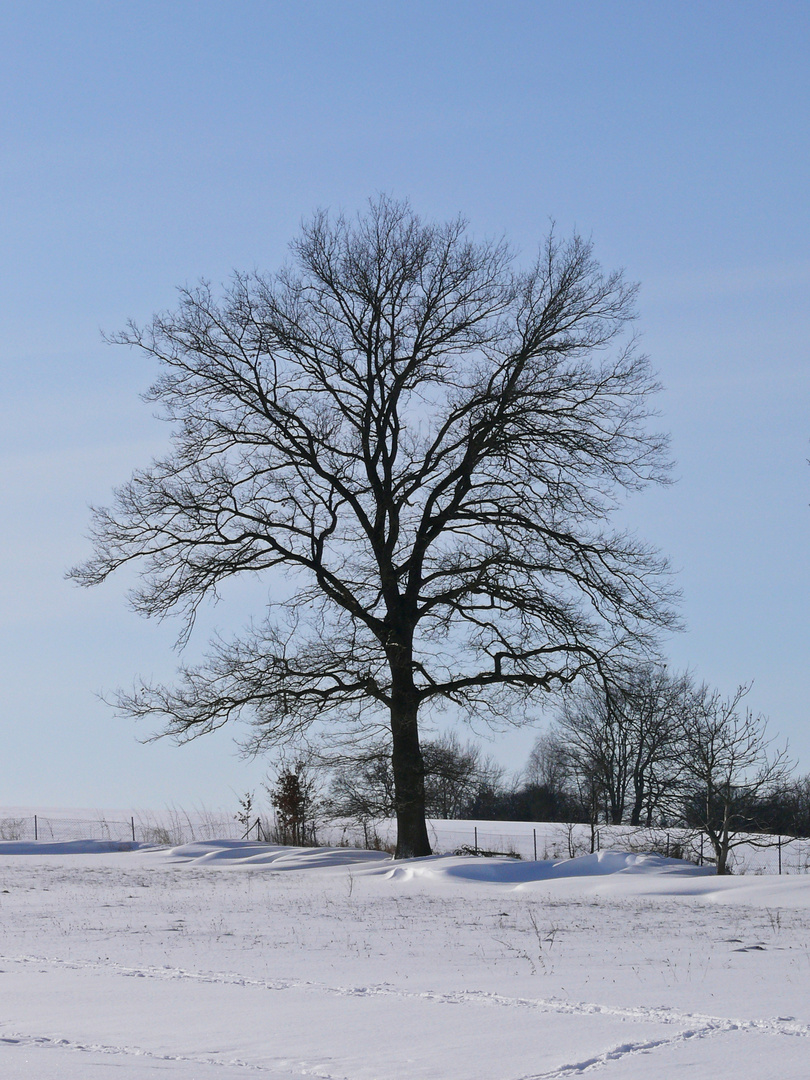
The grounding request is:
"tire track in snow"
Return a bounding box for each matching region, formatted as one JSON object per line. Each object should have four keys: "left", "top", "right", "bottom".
{"left": 515, "top": 1025, "right": 716, "bottom": 1078}
{"left": 6, "top": 951, "right": 810, "bottom": 1041}
{"left": 512, "top": 1011, "right": 810, "bottom": 1077}
{"left": 0, "top": 1032, "right": 349, "bottom": 1078}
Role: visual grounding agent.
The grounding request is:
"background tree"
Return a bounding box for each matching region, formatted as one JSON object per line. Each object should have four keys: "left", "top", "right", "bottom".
{"left": 678, "top": 684, "right": 793, "bottom": 874}
{"left": 516, "top": 731, "right": 588, "bottom": 823}
{"left": 757, "top": 773, "right": 810, "bottom": 837}
{"left": 524, "top": 731, "right": 571, "bottom": 796}
{"left": 327, "top": 731, "right": 504, "bottom": 832}
{"left": 71, "top": 196, "right": 676, "bottom": 858}
{"left": 618, "top": 665, "right": 692, "bottom": 826}
{"left": 327, "top": 744, "right": 398, "bottom": 831}
{"left": 549, "top": 665, "right": 690, "bottom": 825}
{"left": 422, "top": 733, "right": 504, "bottom": 820}
{"left": 552, "top": 680, "right": 628, "bottom": 824}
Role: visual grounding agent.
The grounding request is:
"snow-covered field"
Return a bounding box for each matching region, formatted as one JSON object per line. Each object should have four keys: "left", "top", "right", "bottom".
{"left": 2, "top": 839, "right": 810, "bottom": 1078}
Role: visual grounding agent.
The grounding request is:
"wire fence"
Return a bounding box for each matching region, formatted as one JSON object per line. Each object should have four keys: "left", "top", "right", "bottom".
{"left": 323, "top": 819, "right": 810, "bottom": 875}
{"left": 433, "top": 823, "right": 810, "bottom": 875}
{"left": 3, "top": 812, "right": 810, "bottom": 875}
{"left": 0, "top": 812, "right": 248, "bottom": 846}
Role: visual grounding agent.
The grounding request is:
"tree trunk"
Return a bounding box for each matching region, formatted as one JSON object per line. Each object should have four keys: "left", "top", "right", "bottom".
{"left": 389, "top": 665, "right": 431, "bottom": 859}
{"left": 716, "top": 817, "right": 731, "bottom": 875}
{"left": 715, "top": 839, "right": 730, "bottom": 875}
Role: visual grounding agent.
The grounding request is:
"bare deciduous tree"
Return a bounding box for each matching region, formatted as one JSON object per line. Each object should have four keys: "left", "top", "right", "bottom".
{"left": 552, "top": 681, "right": 629, "bottom": 825}
{"left": 327, "top": 732, "right": 503, "bottom": 830}
{"left": 524, "top": 731, "right": 568, "bottom": 793}
{"left": 71, "top": 196, "right": 676, "bottom": 857}
{"left": 423, "top": 733, "right": 505, "bottom": 820}
{"left": 550, "top": 665, "right": 691, "bottom": 826}
{"left": 621, "top": 665, "right": 693, "bottom": 826}
{"left": 326, "top": 744, "right": 399, "bottom": 834}
{"left": 679, "top": 684, "right": 793, "bottom": 874}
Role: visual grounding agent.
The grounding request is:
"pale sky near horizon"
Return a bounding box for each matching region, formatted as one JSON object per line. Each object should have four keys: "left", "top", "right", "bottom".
{"left": 1, "top": 1, "right": 808, "bottom": 812}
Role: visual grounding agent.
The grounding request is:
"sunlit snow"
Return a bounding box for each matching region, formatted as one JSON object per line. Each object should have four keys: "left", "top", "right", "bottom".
{"left": 1, "top": 838, "right": 809, "bottom": 1078}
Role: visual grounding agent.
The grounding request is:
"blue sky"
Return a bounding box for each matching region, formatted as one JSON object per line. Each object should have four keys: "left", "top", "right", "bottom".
{"left": 1, "top": 1, "right": 808, "bottom": 811}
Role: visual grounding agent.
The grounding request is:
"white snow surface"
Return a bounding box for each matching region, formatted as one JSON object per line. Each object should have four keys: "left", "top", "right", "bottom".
{"left": 1, "top": 840, "right": 809, "bottom": 1078}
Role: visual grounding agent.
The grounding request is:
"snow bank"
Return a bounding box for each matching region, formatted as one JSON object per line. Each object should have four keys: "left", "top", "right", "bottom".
{"left": 0, "top": 837, "right": 699, "bottom": 878}
{"left": 5, "top": 839, "right": 810, "bottom": 913}
{"left": 0, "top": 837, "right": 710, "bottom": 881}
{"left": 362, "top": 849, "right": 711, "bottom": 884}
{"left": 0, "top": 839, "right": 144, "bottom": 855}
{"left": 163, "top": 840, "right": 392, "bottom": 869}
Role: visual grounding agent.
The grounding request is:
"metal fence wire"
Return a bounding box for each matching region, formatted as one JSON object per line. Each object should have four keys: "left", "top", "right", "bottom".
{"left": 326, "top": 820, "right": 810, "bottom": 876}
{"left": 0, "top": 813, "right": 247, "bottom": 846}
{"left": 2, "top": 814, "right": 810, "bottom": 874}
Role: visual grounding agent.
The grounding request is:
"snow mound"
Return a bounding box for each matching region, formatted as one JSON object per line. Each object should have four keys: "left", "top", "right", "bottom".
{"left": 364, "top": 849, "right": 712, "bottom": 884}
{"left": 0, "top": 839, "right": 143, "bottom": 855}
{"left": 163, "top": 840, "right": 393, "bottom": 870}
{"left": 0, "top": 839, "right": 712, "bottom": 883}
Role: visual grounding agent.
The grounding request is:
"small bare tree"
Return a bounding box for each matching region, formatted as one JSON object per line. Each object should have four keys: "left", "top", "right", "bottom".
{"left": 268, "top": 758, "right": 321, "bottom": 846}
{"left": 71, "top": 196, "right": 676, "bottom": 857}
{"left": 679, "top": 684, "right": 793, "bottom": 874}
{"left": 234, "top": 791, "right": 255, "bottom": 835}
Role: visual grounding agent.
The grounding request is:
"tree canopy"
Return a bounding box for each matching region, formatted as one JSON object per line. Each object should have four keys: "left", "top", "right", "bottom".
{"left": 72, "top": 196, "right": 677, "bottom": 856}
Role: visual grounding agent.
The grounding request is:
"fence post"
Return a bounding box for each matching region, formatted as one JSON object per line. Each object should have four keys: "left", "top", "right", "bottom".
{"left": 474, "top": 826, "right": 478, "bottom": 855}
{"left": 596, "top": 829, "right": 600, "bottom": 852}
{"left": 666, "top": 833, "right": 670, "bottom": 858}
{"left": 34, "top": 815, "right": 38, "bottom": 841}
{"left": 131, "top": 817, "right": 136, "bottom": 843}
{"left": 778, "top": 835, "right": 782, "bottom": 875}
{"left": 533, "top": 828, "right": 537, "bottom": 862}
{"left": 699, "top": 833, "right": 704, "bottom": 866}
